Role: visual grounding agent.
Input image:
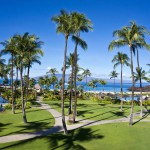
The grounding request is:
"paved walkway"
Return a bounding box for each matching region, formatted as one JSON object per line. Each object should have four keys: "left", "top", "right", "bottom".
{"left": 0, "top": 97, "right": 149, "bottom": 143}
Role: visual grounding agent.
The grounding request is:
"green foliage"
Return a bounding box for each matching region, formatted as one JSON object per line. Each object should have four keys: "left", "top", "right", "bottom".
{"left": 4, "top": 103, "right": 12, "bottom": 109}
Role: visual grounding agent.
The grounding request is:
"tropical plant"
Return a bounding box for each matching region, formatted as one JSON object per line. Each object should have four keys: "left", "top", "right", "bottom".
{"left": 47, "top": 68, "right": 58, "bottom": 76}
{"left": 98, "top": 79, "right": 107, "bottom": 91}
{"left": 88, "top": 79, "right": 98, "bottom": 90}
{"left": 52, "top": 10, "right": 72, "bottom": 134}
{"left": 71, "top": 11, "right": 93, "bottom": 123}
{"left": 1, "top": 37, "right": 17, "bottom": 114}
{"left": 108, "top": 21, "right": 146, "bottom": 125}
{"left": 109, "top": 70, "right": 118, "bottom": 95}
{"left": 82, "top": 69, "right": 91, "bottom": 91}
{"left": 112, "top": 52, "right": 130, "bottom": 111}
{"left": 134, "top": 67, "right": 148, "bottom": 116}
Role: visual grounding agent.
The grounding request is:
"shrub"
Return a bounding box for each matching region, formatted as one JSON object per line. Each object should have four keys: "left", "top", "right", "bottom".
{"left": 4, "top": 103, "right": 12, "bottom": 109}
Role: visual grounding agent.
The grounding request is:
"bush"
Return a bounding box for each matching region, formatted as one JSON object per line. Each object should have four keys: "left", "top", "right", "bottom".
{"left": 4, "top": 103, "right": 12, "bottom": 109}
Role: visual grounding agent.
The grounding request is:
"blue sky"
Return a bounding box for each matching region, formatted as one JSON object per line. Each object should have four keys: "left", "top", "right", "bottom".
{"left": 0, "top": 0, "right": 150, "bottom": 79}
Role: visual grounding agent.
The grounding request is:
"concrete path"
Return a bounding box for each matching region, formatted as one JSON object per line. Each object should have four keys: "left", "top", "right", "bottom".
{"left": 0, "top": 96, "right": 149, "bottom": 143}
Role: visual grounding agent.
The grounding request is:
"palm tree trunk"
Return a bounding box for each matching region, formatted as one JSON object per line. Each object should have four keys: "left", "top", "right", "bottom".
{"left": 20, "top": 63, "right": 27, "bottom": 123}
{"left": 120, "top": 64, "right": 123, "bottom": 111}
{"left": 14, "top": 67, "right": 18, "bottom": 100}
{"left": 61, "top": 35, "right": 68, "bottom": 134}
{"left": 11, "top": 53, "right": 15, "bottom": 114}
{"left": 68, "top": 66, "right": 73, "bottom": 115}
{"left": 25, "top": 65, "right": 30, "bottom": 107}
{"left": 73, "top": 41, "right": 78, "bottom": 123}
{"left": 114, "top": 77, "right": 116, "bottom": 98}
{"left": 129, "top": 47, "right": 135, "bottom": 126}
{"left": 136, "top": 48, "right": 143, "bottom": 117}
{"left": 86, "top": 76, "right": 87, "bottom": 91}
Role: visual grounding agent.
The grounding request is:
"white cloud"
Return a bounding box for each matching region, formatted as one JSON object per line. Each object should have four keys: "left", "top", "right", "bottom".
{"left": 46, "top": 66, "right": 51, "bottom": 70}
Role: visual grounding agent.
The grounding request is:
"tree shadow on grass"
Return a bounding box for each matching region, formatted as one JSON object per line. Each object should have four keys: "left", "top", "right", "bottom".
{"left": 0, "top": 123, "right": 12, "bottom": 133}
{"left": 0, "top": 128, "right": 104, "bottom": 150}
{"left": 133, "top": 112, "right": 150, "bottom": 125}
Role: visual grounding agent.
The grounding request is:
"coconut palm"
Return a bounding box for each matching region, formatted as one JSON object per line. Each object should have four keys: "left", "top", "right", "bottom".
{"left": 108, "top": 21, "right": 145, "bottom": 125}
{"left": 112, "top": 52, "right": 130, "bottom": 111}
{"left": 109, "top": 70, "right": 118, "bottom": 95}
{"left": 52, "top": 10, "right": 72, "bottom": 134}
{"left": 71, "top": 12, "right": 93, "bottom": 123}
{"left": 82, "top": 69, "right": 91, "bottom": 91}
{"left": 134, "top": 67, "right": 148, "bottom": 116}
{"left": 88, "top": 79, "right": 98, "bottom": 90}
{"left": 98, "top": 79, "right": 107, "bottom": 92}
{"left": 14, "top": 32, "right": 41, "bottom": 123}
{"left": 50, "top": 75, "right": 58, "bottom": 93}
{"left": 131, "top": 22, "right": 150, "bottom": 117}
{"left": 38, "top": 77, "right": 45, "bottom": 87}
{"left": 0, "top": 54, "right": 6, "bottom": 78}
{"left": 1, "top": 37, "right": 17, "bottom": 114}
{"left": 23, "top": 36, "right": 43, "bottom": 107}
{"left": 47, "top": 68, "right": 58, "bottom": 76}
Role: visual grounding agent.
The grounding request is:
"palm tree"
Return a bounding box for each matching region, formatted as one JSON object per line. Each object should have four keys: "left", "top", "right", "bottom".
{"left": 109, "top": 70, "right": 118, "bottom": 96}
{"left": 88, "top": 79, "right": 98, "bottom": 90}
{"left": 38, "top": 76, "right": 45, "bottom": 88}
{"left": 82, "top": 69, "right": 91, "bottom": 91}
{"left": 0, "top": 53, "right": 6, "bottom": 78}
{"left": 1, "top": 37, "right": 17, "bottom": 114}
{"left": 112, "top": 52, "right": 130, "bottom": 111}
{"left": 98, "top": 79, "right": 107, "bottom": 92}
{"left": 50, "top": 75, "right": 58, "bottom": 93}
{"left": 52, "top": 10, "right": 72, "bottom": 134}
{"left": 108, "top": 21, "right": 144, "bottom": 125}
{"left": 47, "top": 68, "right": 58, "bottom": 76}
{"left": 23, "top": 35, "right": 43, "bottom": 107}
{"left": 66, "top": 53, "right": 75, "bottom": 115}
{"left": 14, "top": 32, "right": 41, "bottom": 123}
{"left": 134, "top": 67, "right": 147, "bottom": 117}
{"left": 71, "top": 12, "right": 93, "bottom": 123}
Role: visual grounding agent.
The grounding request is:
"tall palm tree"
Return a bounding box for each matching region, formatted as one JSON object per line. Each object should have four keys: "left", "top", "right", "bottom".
{"left": 112, "top": 52, "right": 130, "bottom": 111}
{"left": 82, "top": 69, "right": 91, "bottom": 91}
{"left": 71, "top": 12, "right": 93, "bottom": 123}
{"left": 14, "top": 32, "right": 42, "bottom": 123}
{"left": 1, "top": 37, "right": 17, "bottom": 114}
{"left": 109, "top": 70, "right": 118, "bottom": 95}
{"left": 108, "top": 22, "right": 144, "bottom": 125}
{"left": 52, "top": 10, "right": 73, "bottom": 134}
{"left": 131, "top": 21, "right": 150, "bottom": 117}
{"left": 23, "top": 35, "right": 43, "bottom": 107}
{"left": 0, "top": 53, "right": 6, "bottom": 78}
{"left": 134, "top": 67, "right": 147, "bottom": 116}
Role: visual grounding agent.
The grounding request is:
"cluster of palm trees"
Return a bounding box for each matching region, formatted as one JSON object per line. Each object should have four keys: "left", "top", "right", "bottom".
{"left": 88, "top": 79, "right": 107, "bottom": 92}
{"left": 0, "top": 32, "right": 43, "bottom": 123}
{"left": 109, "top": 21, "right": 150, "bottom": 125}
{"left": 52, "top": 10, "right": 93, "bottom": 133}
{"left": 38, "top": 68, "right": 59, "bottom": 91}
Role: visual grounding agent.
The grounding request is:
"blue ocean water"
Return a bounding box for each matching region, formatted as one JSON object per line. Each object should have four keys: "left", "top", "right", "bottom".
{"left": 76, "top": 82, "right": 149, "bottom": 92}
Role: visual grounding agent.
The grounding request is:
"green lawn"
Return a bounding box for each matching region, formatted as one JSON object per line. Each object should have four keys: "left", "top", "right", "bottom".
{"left": 0, "top": 108, "right": 55, "bottom": 137}
{"left": 45, "top": 100, "right": 141, "bottom": 121}
{"left": 1, "top": 122, "right": 150, "bottom": 150}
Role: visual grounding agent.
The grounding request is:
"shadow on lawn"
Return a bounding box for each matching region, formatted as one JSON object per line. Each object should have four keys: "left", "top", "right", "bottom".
{"left": 1, "top": 119, "right": 54, "bottom": 137}
{"left": 0, "top": 123, "right": 12, "bottom": 134}
{"left": 133, "top": 112, "right": 150, "bottom": 125}
{"left": 0, "top": 128, "right": 104, "bottom": 150}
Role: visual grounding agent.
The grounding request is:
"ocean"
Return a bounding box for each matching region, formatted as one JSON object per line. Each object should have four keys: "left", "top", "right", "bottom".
{"left": 76, "top": 82, "right": 149, "bottom": 92}
{"left": 0, "top": 78, "right": 149, "bottom": 93}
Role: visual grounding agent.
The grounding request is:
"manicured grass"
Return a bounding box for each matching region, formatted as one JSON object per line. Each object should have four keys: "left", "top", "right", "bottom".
{"left": 0, "top": 108, "right": 55, "bottom": 137}
{"left": 1, "top": 122, "right": 150, "bottom": 150}
{"left": 45, "top": 100, "right": 141, "bottom": 121}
